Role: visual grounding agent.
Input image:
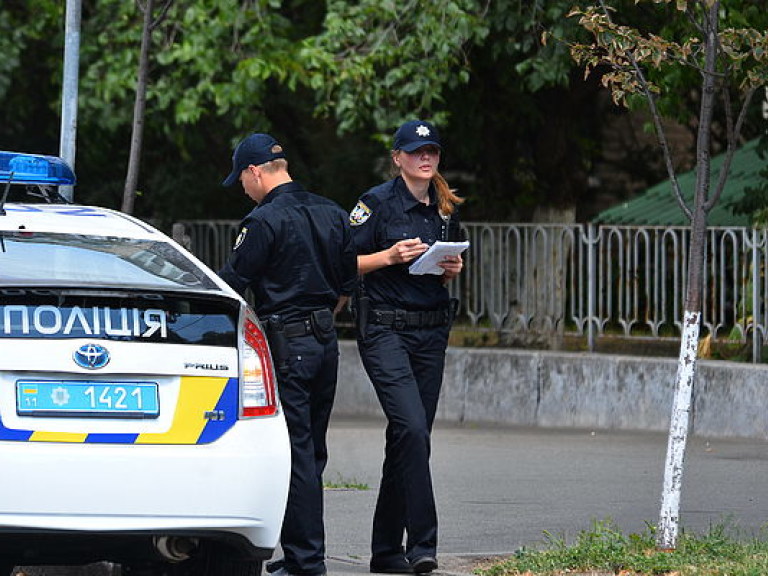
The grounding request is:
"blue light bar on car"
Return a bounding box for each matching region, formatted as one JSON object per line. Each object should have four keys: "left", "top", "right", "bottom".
{"left": 0, "top": 151, "right": 76, "bottom": 186}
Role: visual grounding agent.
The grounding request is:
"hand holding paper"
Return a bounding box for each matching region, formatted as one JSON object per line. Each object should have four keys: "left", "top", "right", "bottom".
{"left": 408, "top": 241, "right": 470, "bottom": 275}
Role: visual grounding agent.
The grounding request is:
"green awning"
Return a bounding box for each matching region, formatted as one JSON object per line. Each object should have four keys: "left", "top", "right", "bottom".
{"left": 593, "top": 138, "right": 765, "bottom": 226}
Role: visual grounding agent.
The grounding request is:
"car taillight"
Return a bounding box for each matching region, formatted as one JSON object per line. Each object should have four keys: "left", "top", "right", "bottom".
{"left": 240, "top": 308, "right": 278, "bottom": 418}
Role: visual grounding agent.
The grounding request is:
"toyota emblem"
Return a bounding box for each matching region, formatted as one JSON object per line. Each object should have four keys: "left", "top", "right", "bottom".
{"left": 73, "top": 343, "right": 111, "bottom": 370}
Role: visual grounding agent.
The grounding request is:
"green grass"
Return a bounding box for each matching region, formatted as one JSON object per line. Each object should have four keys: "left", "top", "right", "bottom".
{"left": 323, "top": 474, "right": 369, "bottom": 491}
{"left": 477, "top": 519, "right": 768, "bottom": 576}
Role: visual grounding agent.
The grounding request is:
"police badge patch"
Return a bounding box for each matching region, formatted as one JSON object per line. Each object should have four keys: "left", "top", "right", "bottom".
{"left": 349, "top": 201, "right": 372, "bottom": 226}
{"left": 234, "top": 227, "right": 248, "bottom": 249}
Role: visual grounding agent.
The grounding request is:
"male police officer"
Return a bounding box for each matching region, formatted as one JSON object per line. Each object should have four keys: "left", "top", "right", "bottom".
{"left": 219, "top": 133, "right": 358, "bottom": 576}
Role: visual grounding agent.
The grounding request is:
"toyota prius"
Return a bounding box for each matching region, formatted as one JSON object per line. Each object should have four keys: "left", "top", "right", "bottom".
{"left": 0, "top": 151, "right": 290, "bottom": 576}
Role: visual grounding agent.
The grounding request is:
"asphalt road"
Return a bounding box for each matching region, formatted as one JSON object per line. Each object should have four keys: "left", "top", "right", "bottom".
{"left": 16, "top": 416, "right": 768, "bottom": 576}
{"left": 322, "top": 416, "right": 768, "bottom": 575}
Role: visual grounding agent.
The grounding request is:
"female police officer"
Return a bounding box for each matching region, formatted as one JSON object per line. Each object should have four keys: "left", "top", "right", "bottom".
{"left": 349, "top": 120, "right": 465, "bottom": 575}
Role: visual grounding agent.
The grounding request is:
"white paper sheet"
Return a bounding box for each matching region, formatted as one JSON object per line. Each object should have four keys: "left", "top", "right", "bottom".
{"left": 408, "top": 241, "right": 470, "bottom": 275}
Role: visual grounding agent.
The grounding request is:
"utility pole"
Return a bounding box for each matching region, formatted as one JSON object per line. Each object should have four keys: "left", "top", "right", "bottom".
{"left": 59, "top": 0, "right": 82, "bottom": 202}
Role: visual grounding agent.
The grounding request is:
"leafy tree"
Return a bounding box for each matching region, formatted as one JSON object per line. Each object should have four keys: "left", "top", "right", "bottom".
{"left": 73, "top": 0, "right": 328, "bottom": 221}
{"left": 3, "top": 0, "right": 739, "bottom": 225}
{"left": 569, "top": 0, "right": 768, "bottom": 550}
{"left": 300, "top": 0, "right": 490, "bottom": 134}
{"left": 0, "top": 0, "right": 604, "bottom": 222}
{"left": 300, "top": 0, "right": 615, "bottom": 220}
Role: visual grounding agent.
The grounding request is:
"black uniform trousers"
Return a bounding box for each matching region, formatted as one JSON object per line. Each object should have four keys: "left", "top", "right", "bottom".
{"left": 357, "top": 322, "right": 450, "bottom": 563}
{"left": 277, "top": 331, "right": 339, "bottom": 575}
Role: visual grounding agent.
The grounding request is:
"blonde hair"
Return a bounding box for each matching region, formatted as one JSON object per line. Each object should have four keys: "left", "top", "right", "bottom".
{"left": 433, "top": 170, "right": 464, "bottom": 217}
{"left": 259, "top": 158, "right": 288, "bottom": 173}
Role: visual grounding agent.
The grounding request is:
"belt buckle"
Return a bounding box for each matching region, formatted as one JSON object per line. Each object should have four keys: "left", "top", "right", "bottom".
{"left": 393, "top": 309, "right": 407, "bottom": 330}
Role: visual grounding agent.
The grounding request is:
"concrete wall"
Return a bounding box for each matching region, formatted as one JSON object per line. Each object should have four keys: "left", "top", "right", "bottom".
{"left": 335, "top": 340, "right": 768, "bottom": 440}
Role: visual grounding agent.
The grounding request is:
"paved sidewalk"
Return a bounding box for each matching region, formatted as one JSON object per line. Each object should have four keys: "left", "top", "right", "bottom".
{"left": 16, "top": 417, "right": 768, "bottom": 576}
{"left": 321, "top": 416, "right": 768, "bottom": 575}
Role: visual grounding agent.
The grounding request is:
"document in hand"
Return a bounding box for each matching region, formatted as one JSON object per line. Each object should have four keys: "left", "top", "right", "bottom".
{"left": 408, "top": 241, "right": 470, "bottom": 275}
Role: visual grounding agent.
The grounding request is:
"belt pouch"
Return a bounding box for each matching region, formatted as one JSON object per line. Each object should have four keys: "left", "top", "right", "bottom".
{"left": 311, "top": 309, "right": 335, "bottom": 343}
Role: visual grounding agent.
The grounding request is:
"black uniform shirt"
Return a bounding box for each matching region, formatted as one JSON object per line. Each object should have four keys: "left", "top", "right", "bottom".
{"left": 218, "top": 181, "right": 358, "bottom": 322}
{"left": 349, "top": 176, "right": 462, "bottom": 311}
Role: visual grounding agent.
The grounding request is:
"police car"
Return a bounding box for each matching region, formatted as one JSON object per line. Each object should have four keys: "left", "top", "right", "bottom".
{"left": 0, "top": 152, "right": 290, "bottom": 576}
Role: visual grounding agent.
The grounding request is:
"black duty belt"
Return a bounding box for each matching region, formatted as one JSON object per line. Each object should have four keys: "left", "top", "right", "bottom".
{"left": 369, "top": 308, "right": 450, "bottom": 330}
{"left": 270, "top": 308, "right": 335, "bottom": 339}
{"left": 281, "top": 318, "right": 314, "bottom": 338}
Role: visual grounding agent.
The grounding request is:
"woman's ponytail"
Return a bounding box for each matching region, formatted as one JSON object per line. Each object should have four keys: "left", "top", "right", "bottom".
{"left": 434, "top": 171, "right": 464, "bottom": 217}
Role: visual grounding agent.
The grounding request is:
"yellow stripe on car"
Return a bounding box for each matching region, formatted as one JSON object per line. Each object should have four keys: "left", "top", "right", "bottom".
{"left": 29, "top": 431, "right": 88, "bottom": 443}
{"left": 136, "top": 376, "right": 228, "bottom": 444}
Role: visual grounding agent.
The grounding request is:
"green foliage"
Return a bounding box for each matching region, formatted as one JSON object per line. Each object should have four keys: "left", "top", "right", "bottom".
{"left": 0, "top": 0, "right": 713, "bottom": 223}
{"left": 0, "top": 6, "right": 57, "bottom": 91}
{"left": 79, "top": 0, "right": 306, "bottom": 137}
{"left": 0, "top": 7, "right": 33, "bottom": 101}
{"left": 569, "top": 0, "right": 768, "bottom": 108}
{"left": 74, "top": 0, "right": 502, "bottom": 141}
{"left": 302, "top": 0, "right": 490, "bottom": 135}
{"left": 479, "top": 519, "right": 768, "bottom": 576}
{"left": 568, "top": 0, "right": 768, "bottom": 227}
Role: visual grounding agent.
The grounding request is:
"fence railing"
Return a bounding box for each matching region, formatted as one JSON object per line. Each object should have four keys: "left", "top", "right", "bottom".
{"left": 174, "top": 220, "right": 768, "bottom": 362}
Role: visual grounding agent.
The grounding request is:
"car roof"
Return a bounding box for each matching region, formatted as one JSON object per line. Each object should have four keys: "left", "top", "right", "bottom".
{"left": 0, "top": 203, "right": 163, "bottom": 240}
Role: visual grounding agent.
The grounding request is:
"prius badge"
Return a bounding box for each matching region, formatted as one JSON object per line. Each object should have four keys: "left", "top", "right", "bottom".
{"left": 73, "top": 343, "right": 111, "bottom": 370}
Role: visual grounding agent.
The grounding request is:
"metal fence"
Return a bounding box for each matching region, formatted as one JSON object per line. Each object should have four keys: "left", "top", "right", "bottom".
{"left": 174, "top": 220, "right": 768, "bottom": 362}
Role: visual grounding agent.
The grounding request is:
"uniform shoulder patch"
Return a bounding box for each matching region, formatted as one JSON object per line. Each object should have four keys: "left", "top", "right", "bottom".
{"left": 233, "top": 226, "right": 248, "bottom": 249}
{"left": 349, "top": 201, "right": 372, "bottom": 226}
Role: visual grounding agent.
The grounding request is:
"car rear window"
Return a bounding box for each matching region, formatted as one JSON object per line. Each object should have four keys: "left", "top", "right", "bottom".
{"left": 0, "top": 231, "right": 218, "bottom": 291}
{"left": 0, "top": 290, "right": 238, "bottom": 346}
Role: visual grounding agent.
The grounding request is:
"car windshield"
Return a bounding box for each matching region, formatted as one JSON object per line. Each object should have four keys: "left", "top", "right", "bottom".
{"left": 0, "top": 231, "right": 218, "bottom": 290}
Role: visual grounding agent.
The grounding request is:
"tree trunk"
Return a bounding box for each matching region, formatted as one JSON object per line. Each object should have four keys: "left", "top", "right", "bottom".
{"left": 121, "top": 0, "right": 154, "bottom": 215}
{"left": 656, "top": 0, "right": 720, "bottom": 550}
{"left": 656, "top": 208, "right": 707, "bottom": 550}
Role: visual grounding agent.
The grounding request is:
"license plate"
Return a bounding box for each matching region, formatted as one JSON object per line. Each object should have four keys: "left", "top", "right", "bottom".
{"left": 16, "top": 380, "right": 160, "bottom": 419}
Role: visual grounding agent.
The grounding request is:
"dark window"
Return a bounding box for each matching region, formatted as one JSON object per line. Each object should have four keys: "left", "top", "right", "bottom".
{"left": 0, "top": 291, "right": 238, "bottom": 346}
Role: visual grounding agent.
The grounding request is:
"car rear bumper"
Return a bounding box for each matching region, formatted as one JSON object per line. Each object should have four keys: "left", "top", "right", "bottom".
{"left": 0, "top": 412, "right": 290, "bottom": 550}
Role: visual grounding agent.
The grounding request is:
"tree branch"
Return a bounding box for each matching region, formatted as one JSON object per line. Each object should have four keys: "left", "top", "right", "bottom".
{"left": 151, "top": 0, "right": 173, "bottom": 30}
{"left": 705, "top": 84, "right": 757, "bottom": 211}
{"left": 596, "top": 0, "right": 692, "bottom": 221}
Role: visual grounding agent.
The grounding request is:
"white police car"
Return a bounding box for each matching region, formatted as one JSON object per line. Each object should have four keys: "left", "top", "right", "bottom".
{"left": 0, "top": 152, "right": 290, "bottom": 576}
